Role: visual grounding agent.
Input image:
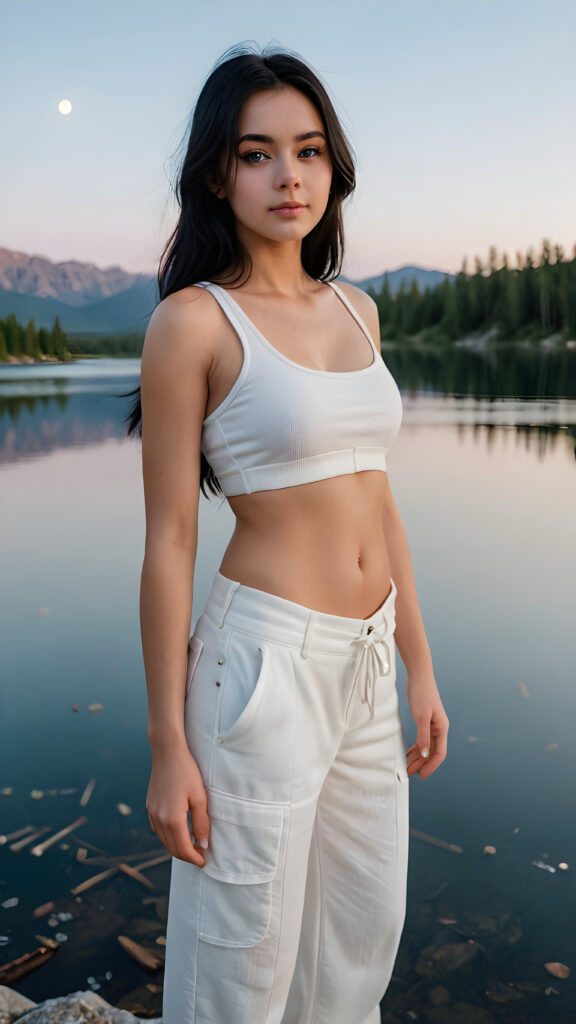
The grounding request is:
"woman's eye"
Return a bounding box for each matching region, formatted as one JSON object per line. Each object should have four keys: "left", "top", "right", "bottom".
{"left": 242, "top": 151, "right": 267, "bottom": 164}
{"left": 241, "top": 146, "right": 322, "bottom": 164}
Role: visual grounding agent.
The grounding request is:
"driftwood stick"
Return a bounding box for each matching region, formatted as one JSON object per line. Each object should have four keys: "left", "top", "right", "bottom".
{"left": 67, "top": 834, "right": 109, "bottom": 856}
{"left": 80, "top": 848, "right": 165, "bottom": 866}
{"left": 30, "top": 816, "right": 88, "bottom": 857}
{"left": 0, "top": 824, "right": 36, "bottom": 845}
{"left": 409, "top": 827, "right": 463, "bottom": 853}
{"left": 70, "top": 866, "right": 119, "bottom": 895}
{"left": 10, "top": 827, "right": 52, "bottom": 852}
{"left": 117, "top": 935, "right": 163, "bottom": 971}
{"left": 0, "top": 945, "right": 58, "bottom": 985}
{"left": 79, "top": 777, "right": 96, "bottom": 807}
{"left": 33, "top": 900, "right": 56, "bottom": 918}
{"left": 134, "top": 852, "right": 172, "bottom": 870}
{"left": 118, "top": 863, "right": 157, "bottom": 890}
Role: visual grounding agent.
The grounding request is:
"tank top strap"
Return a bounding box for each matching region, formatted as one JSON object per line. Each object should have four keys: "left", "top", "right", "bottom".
{"left": 326, "top": 281, "right": 379, "bottom": 356}
{"left": 195, "top": 281, "right": 253, "bottom": 373}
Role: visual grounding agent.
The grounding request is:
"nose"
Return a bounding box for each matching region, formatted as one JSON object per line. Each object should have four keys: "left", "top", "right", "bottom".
{"left": 275, "top": 159, "right": 302, "bottom": 190}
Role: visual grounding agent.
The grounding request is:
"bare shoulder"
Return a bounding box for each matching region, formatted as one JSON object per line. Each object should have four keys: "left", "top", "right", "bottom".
{"left": 334, "top": 279, "right": 378, "bottom": 318}
{"left": 142, "top": 284, "right": 219, "bottom": 372}
{"left": 333, "top": 280, "right": 380, "bottom": 342}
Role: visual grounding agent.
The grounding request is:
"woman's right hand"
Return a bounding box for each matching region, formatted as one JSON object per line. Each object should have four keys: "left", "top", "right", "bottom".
{"left": 146, "top": 743, "right": 210, "bottom": 866}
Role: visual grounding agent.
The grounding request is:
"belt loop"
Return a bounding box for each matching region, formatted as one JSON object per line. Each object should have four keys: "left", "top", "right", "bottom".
{"left": 217, "top": 579, "right": 241, "bottom": 629}
{"left": 300, "top": 609, "right": 315, "bottom": 659}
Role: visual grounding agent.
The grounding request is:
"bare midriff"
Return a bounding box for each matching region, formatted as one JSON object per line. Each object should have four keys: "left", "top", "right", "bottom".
{"left": 220, "top": 471, "right": 393, "bottom": 619}
{"left": 198, "top": 279, "right": 394, "bottom": 618}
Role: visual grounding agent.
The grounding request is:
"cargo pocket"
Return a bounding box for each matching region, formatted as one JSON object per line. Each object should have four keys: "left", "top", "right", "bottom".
{"left": 217, "top": 633, "right": 271, "bottom": 744}
{"left": 198, "top": 788, "right": 286, "bottom": 947}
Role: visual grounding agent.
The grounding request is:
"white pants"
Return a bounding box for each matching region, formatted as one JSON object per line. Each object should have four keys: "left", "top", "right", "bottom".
{"left": 163, "top": 570, "right": 410, "bottom": 1024}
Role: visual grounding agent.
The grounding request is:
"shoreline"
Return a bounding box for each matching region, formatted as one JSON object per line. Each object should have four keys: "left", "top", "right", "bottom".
{"left": 0, "top": 355, "right": 67, "bottom": 365}
{"left": 2, "top": 332, "right": 575, "bottom": 367}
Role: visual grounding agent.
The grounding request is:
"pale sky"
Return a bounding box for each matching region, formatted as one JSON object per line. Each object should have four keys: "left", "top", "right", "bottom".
{"left": 2, "top": 0, "right": 575, "bottom": 282}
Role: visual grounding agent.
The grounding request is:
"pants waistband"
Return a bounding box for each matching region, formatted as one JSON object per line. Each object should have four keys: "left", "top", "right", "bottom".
{"left": 202, "top": 570, "right": 397, "bottom": 658}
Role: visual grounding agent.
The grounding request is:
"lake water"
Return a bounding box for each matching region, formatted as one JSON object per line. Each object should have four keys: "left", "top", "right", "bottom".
{"left": 0, "top": 355, "right": 574, "bottom": 1022}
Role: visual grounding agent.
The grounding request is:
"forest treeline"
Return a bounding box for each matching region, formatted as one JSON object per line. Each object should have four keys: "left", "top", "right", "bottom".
{"left": 371, "top": 238, "right": 576, "bottom": 344}
{"left": 0, "top": 313, "right": 145, "bottom": 366}
{"left": 1, "top": 238, "right": 575, "bottom": 361}
{"left": 0, "top": 312, "right": 72, "bottom": 362}
{"left": 0, "top": 311, "right": 144, "bottom": 362}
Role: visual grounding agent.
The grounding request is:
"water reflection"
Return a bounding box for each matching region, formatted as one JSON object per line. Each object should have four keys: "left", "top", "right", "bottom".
{"left": 0, "top": 354, "right": 574, "bottom": 1020}
{"left": 0, "top": 359, "right": 140, "bottom": 464}
{"left": 1, "top": 353, "right": 575, "bottom": 468}
{"left": 384, "top": 341, "right": 576, "bottom": 401}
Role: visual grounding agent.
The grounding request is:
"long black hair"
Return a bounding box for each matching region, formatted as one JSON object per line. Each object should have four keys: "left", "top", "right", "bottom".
{"left": 123, "top": 40, "right": 357, "bottom": 498}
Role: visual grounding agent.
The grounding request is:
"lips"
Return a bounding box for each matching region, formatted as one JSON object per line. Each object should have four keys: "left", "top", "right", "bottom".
{"left": 271, "top": 202, "right": 306, "bottom": 210}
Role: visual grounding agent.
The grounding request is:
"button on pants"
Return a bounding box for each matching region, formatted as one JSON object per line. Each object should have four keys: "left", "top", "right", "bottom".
{"left": 163, "top": 570, "right": 410, "bottom": 1024}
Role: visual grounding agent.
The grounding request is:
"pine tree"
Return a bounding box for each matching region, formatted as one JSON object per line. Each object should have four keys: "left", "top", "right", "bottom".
{"left": 0, "top": 328, "right": 8, "bottom": 362}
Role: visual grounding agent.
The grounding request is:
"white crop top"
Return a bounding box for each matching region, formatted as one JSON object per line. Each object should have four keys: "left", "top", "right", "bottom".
{"left": 196, "top": 280, "right": 403, "bottom": 496}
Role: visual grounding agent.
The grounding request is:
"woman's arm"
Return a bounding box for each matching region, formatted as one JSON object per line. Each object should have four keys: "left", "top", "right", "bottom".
{"left": 380, "top": 481, "right": 434, "bottom": 680}
{"left": 140, "top": 292, "right": 210, "bottom": 751}
{"left": 380, "top": 476, "right": 449, "bottom": 779}
{"left": 139, "top": 288, "right": 215, "bottom": 861}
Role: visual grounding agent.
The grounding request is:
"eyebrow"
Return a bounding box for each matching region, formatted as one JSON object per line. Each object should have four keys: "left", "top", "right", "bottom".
{"left": 237, "top": 131, "right": 326, "bottom": 144}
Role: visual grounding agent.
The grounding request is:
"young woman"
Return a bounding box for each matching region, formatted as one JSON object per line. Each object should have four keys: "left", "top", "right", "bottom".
{"left": 126, "top": 42, "right": 449, "bottom": 1024}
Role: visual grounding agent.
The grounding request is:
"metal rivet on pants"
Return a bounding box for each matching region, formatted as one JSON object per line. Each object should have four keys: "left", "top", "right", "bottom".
{"left": 216, "top": 680, "right": 221, "bottom": 686}
{"left": 216, "top": 737, "right": 224, "bottom": 744}
{"left": 367, "top": 624, "right": 374, "bottom": 634}
{"left": 218, "top": 658, "right": 224, "bottom": 664}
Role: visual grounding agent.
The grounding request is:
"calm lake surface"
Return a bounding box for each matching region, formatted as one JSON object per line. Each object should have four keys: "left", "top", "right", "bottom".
{"left": 0, "top": 355, "right": 574, "bottom": 1022}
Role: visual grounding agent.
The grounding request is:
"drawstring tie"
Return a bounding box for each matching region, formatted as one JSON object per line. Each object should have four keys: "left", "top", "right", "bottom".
{"left": 350, "top": 624, "right": 392, "bottom": 720}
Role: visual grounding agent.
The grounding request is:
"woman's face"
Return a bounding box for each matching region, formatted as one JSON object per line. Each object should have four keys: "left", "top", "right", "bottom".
{"left": 217, "top": 86, "right": 333, "bottom": 246}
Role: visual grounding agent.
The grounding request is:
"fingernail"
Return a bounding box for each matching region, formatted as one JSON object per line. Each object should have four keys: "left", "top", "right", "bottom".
{"left": 199, "top": 837, "right": 208, "bottom": 849}
{"left": 421, "top": 747, "right": 429, "bottom": 758}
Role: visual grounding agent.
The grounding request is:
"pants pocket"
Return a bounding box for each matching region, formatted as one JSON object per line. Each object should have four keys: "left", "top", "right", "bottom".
{"left": 198, "top": 787, "right": 286, "bottom": 947}
{"left": 217, "top": 632, "right": 271, "bottom": 744}
{"left": 185, "top": 633, "right": 205, "bottom": 698}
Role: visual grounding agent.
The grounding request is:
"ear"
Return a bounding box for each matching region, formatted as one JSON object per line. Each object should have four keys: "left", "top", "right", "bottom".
{"left": 205, "top": 171, "right": 222, "bottom": 197}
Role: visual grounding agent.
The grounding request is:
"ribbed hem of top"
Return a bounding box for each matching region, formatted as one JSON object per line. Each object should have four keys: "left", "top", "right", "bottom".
{"left": 216, "top": 447, "right": 388, "bottom": 496}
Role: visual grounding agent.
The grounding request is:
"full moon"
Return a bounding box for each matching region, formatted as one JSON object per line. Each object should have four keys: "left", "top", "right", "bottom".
{"left": 58, "top": 99, "right": 72, "bottom": 115}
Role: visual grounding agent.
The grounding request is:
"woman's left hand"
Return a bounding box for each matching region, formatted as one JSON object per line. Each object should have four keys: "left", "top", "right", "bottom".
{"left": 405, "top": 674, "right": 449, "bottom": 779}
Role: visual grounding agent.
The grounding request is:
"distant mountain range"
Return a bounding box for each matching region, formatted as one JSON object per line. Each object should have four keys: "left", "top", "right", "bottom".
{"left": 0, "top": 246, "right": 454, "bottom": 336}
